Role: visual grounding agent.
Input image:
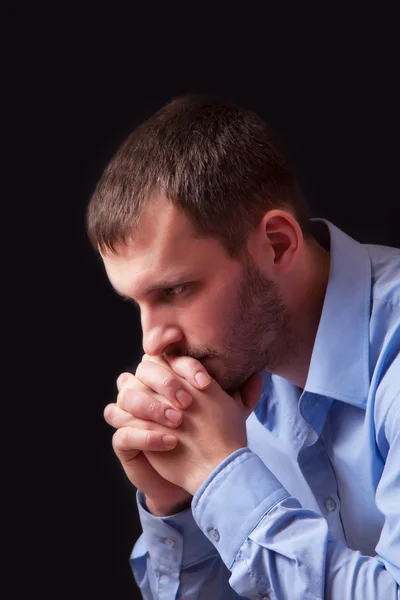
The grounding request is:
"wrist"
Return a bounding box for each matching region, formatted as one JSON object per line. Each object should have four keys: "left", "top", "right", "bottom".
{"left": 144, "top": 494, "right": 192, "bottom": 517}
{"left": 186, "top": 447, "right": 245, "bottom": 496}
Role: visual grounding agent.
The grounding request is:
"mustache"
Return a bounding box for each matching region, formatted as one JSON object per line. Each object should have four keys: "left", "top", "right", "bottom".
{"left": 163, "top": 348, "right": 219, "bottom": 362}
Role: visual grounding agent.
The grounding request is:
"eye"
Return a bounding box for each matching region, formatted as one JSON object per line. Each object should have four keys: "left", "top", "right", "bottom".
{"left": 164, "top": 284, "right": 185, "bottom": 297}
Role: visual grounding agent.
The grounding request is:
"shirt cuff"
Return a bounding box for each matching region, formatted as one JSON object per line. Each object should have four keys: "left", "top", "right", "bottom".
{"left": 192, "top": 447, "right": 289, "bottom": 569}
{"left": 132, "top": 490, "right": 217, "bottom": 568}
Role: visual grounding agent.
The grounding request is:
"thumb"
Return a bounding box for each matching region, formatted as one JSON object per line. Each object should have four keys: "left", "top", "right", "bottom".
{"left": 239, "top": 373, "right": 263, "bottom": 418}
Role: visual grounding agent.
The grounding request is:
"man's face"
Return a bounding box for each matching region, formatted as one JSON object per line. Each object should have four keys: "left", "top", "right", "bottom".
{"left": 101, "top": 197, "right": 290, "bottom": 392}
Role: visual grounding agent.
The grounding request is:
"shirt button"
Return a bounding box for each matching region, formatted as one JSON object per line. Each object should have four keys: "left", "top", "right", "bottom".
{"left": 208, "top": 528, "right": 220, "bottom": 542}
{"left": 325, "top": 498, "right": 337, "bottom": 511}
{"left": 164, "top": 538, "right": 175, "bottom": 547}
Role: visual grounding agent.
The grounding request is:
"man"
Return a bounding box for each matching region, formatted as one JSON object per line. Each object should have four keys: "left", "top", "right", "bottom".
{"left": 85, "top": 95, "right": 399, "bottom": 599}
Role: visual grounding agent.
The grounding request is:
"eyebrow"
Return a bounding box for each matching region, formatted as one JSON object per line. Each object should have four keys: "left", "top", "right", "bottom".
{"left": 113, "top": 276, "right": 191, "bottom": 305}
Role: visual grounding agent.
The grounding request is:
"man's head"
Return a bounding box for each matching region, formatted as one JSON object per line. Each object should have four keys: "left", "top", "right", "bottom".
{"left": 86, "top": 94, "right": 310, "bottom": 257}
{"left": 86, "top": 95, "right": 325, "bottom": 390}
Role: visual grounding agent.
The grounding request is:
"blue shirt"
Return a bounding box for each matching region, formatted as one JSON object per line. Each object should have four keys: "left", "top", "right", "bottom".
{"left": 130, "top": 220, "right": 400, "bottom": 599}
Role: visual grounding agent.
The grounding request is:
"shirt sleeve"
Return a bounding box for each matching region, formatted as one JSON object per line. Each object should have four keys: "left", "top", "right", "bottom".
{"left": 130, "top": 362, "right": 399, "bottom": 599}
{"left": 191, "top": 434, "right": 399, "bottom": 599}
{"left": 130, "top": 393, "right": 399, "bottom": 599}
{"left": 130, "top": 490, "right": 251, "bottom": 599}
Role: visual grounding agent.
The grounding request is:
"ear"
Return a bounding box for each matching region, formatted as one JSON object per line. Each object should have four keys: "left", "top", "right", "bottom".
{"left": 250, "top": 209, "right": 304, "bottom": 278}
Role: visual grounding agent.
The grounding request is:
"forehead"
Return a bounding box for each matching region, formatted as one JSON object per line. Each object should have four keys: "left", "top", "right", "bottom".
{"left": 100, "top": 196, "right": 229, "bottom": 295}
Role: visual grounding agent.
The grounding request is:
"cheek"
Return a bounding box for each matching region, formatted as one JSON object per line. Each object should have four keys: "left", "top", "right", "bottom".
{"left": 181, "top": 310, "right": 219, "bottom": 342}
{"left": 185, "top": 292, "right": 235, "bottom": 341}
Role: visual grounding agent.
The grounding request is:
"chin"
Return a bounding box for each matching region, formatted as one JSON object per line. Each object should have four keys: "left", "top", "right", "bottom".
{"left": 197, "top": 355, "right": 250, "bottom": 391}
{"left": 200, "top": 357, "right": 216, "bottom": 375}
{"left": 199, "top": 356, "right": 222, "bottom": 381}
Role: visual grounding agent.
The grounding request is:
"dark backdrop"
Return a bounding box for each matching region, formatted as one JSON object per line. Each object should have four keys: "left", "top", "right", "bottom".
{"left": 13, "top": 10, "right": 399, "bottom": 600}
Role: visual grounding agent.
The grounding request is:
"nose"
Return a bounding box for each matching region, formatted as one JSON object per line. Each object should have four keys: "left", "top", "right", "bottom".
{"left": 141, "top": 310, "right": 183, "bottom": 357}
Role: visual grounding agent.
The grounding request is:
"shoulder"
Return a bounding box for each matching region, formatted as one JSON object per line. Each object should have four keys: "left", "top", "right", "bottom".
{"left": 365, "top": 242, "right": 400, "bottom": 377}
{"left": 365, "top": 243, "right": 400, "bottom": 308}
{"left": 362, "top": 243, "right": 400, "bottom": 453}
{"left": 371, "top": 319, "right": 399, "bottom": 456}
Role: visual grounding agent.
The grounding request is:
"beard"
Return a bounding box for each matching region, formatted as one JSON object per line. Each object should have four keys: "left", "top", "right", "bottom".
{"left": 171, "top": 253, "right": 292, "bottom": 393}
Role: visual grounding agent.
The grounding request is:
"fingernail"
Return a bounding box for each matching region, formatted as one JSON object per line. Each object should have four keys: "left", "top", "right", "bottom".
{"left": 165, "top": 408, "right": 182, "bottom": 424}
{"left": 175, "top": 389, "right": 192, "bottom": 407}
{"left": 195, "top": 371, "right": 210, "bottom": 388}
{"left": 162, "top": 434, "right": 177, "bottom": 447}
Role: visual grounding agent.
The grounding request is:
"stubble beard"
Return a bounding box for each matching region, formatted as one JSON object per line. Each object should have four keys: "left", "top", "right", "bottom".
{"left": 181, "top": 256, "right": 292, "bottom": 393}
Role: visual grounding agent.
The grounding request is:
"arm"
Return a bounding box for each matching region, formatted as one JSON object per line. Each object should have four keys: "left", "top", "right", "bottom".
{"left": 187, "top": 359, "right": 400, "bottom": 599}
{"left": 130, "top": 355, "right": 399, "bottom": 599}
{"left": 121, "top": 357, "right": 263, "bottom": 599}
{"left": 130, "top": 492, "right": 248, "bottom": 600}
{"left": 191, "top": 438, "right": 399, "bottom": 600}
{"left": 104, "top": 358, "right": 250, "bottom": 599}
{"left": 129, "top": 416, "right": 399, "bottom": 600}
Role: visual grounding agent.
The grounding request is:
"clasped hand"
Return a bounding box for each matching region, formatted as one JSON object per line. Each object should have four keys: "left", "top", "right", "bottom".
{"left": 104, "top": 354, "right": 261, "bottom": 506}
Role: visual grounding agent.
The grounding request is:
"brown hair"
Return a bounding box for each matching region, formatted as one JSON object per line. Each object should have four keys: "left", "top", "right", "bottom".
{"left": 85, "top": 94, "right": 310, "bottom": 256}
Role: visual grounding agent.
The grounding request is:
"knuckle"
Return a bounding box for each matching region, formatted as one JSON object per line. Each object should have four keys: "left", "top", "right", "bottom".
{"left": 112, "top": 427, "right": 127, "bottom": 450}
{"left": 135, "top": 361, "right": 144, "bottom": 377}
{"left": 141, "top": 420, "right": 152, "bottom": 431}
{"left": 184, "top": 357, "right": 203, "bottom": 376}
{"left": 103, "top": 403, "right": 116, "bottom": 422}
{"left": 171, "top": 354, "right": 192, "bottom": 368}
{"left": 147, "top": 398, "right": 160, "bottom": 417}
{"left": 117, "top": 371, "right": 133, "bottom": 388}
{"left": 145, "top": 430, "right": 153, "bottom": 448}
{"left": 187, "top": 356, "right": 201, "bottom": 368}
{"left": 118, "top": 387, "right": 141, "bottom": 412}
{"left": 169, "top": 355, "right": 200, "bottom": 380}
{"left": 161, "top": 374, "right": 177, "bottom": 392}
{"left": 117, "top": 387, "right": 129, "bottom": 408}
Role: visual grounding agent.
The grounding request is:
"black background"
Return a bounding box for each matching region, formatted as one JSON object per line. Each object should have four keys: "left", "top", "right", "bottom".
{"left": 9, "top": 7, "right": 399, "bottom": 599}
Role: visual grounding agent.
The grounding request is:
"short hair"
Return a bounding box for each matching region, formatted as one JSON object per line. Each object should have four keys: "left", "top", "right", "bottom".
{"left": 86, "top": 94, "right": 310, "bottom": 256}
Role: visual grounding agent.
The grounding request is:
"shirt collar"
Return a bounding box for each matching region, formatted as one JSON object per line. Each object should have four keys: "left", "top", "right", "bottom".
{"left": 303, "top": 219, "right": 371, "bottom": 408}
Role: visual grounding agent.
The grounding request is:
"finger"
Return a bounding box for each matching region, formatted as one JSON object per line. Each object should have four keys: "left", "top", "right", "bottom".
{"left": 112, "top": 427, "right": 177, "bottom": 458}
{"left": 164, "top": 354, "right": 211, "bottom": 390}
{"left": 116, "top": 371, "right": 147, "bottom": 393}
{"left": 104, "top": 403, "right": 136, "bottom": 429}
{"left": 135, "top": 360, "right": 193, "bottom": 409}
{"left": 142, "top": 353, "right": 168, "bottom": 365}
{"left": 117, "top": 370, "right": 174, "bottom": 409}
{"left": 117, "top": 389, "right": 183, "bottom": 427}
{"left": 106, "top": 409, "right": 171, "bottom": 434}
{"left": 143, "top": 353, "right": 211, "bottom": 391}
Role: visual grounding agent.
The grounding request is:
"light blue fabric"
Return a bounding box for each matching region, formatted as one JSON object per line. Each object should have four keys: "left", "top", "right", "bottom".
{"left": 130, "top": 220, "right": 400, "bottom": 599}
